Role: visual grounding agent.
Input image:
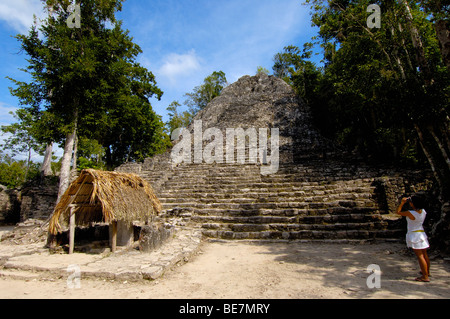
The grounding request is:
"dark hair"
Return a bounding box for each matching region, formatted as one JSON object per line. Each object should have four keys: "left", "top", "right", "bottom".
{"left": 410, "top": 193, "right": 426, "bottom": 209}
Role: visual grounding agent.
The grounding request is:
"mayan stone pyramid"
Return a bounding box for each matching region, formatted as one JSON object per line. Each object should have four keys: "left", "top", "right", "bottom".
{"left": 116, "top": 73, "right": 431, "bottom": 241}
{"left": 181, "top": 72, "right": 335, "bottom": 164}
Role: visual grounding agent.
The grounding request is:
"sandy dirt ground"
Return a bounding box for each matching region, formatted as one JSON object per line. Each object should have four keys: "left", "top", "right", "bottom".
{"left": 0, "top": 239, "right": 449, "bottom": 299}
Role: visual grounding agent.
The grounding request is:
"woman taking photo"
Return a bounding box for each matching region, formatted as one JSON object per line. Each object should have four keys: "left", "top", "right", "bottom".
{"left": 396, "top": 194, "right": 430, "bottom": 282}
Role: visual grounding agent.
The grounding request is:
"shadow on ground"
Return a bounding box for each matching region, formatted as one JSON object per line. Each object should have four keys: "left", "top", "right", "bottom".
{"left": 254, "top": 240, "right": 450, "bottom": 298}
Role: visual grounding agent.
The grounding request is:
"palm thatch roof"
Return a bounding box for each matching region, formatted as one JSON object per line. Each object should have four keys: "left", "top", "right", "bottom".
{"left": 49, "top": 169, "right": 162, "bottom": 235}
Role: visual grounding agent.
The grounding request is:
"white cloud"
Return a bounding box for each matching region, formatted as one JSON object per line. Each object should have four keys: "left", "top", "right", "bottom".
{"left": 0, "top": 102, "right": 18, "bottom": 127}
{"left": 0, "top": 0, "right": 46, "bottom": 33}
{"left": 157, "top": 50, "right": 202, "bottom": 85}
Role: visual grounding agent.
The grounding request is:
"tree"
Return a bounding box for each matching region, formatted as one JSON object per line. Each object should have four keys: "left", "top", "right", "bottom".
{"left": 0, "top": 154, "right": 40, "bottom": 188}
{"left": 91, "top": 93, "right": 170, "bottom": 167}
{"left": 301, "top": 0, "right": 450, "bottom": 248}
{"left": 419, "top": 0, "right": 450, "bottom": 69}
{"left": 272, "top": 44, "right": 322, "bottom": 105}
{"left": 8, "top": 0, "right": 166, "bottom": 201}
{"left": 1, "top": 109, "right": 45, "bottom": 179}
{"left": 75, "top": 136, "right": 105, "bottom": 170}
{"left": 184, "top": 71, "right": 227, "bottom": 115}
{"left": 256, "top": 66, "right": 270, "bottom": 75}
{"left": 166, "top": 101, "right": 194, "bottom": 136}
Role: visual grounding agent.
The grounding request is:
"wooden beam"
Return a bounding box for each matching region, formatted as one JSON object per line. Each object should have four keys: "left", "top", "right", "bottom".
{"left": 68, "top": 203, "right": 99, "bottom": 208}
{"left": 69, "top": 206, "right": 76, "bottom": 254}
{"left": 111, "top": 220, "right": 117, "bottom": 253}
{"left": 66, "top": 175, "right": 89, "bottom": 206}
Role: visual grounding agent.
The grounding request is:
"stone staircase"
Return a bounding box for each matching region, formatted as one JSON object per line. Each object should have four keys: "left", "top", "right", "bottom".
{"left": 133, "top": 159, "right": 403, "bottom": 241}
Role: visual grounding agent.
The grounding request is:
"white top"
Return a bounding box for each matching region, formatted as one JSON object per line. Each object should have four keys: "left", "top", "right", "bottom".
{"left": 406, "top": 209, "right": 427, "bottom": 233}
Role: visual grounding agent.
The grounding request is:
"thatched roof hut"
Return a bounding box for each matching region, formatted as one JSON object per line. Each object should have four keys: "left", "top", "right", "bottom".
{"left": 49, "top": 169, "right": 162, "bottom": 236}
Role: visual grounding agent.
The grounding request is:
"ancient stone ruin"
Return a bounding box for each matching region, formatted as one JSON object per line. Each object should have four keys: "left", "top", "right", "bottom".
{"left": 116, "top": 73, "right": 434, "bottom": 241}
{"left": 0, "top": 73, "right": 437, "bottom": 282}
{"left": 0, "top": 73, "right": 435, "bottom": 243}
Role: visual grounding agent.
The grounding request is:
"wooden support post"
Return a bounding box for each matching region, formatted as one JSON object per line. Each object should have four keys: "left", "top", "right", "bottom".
{"left": 111, "top": 220, "right": 117, "bottom": 253}
{"left": 69, "top": 206, "right": 76, "bottom": 254}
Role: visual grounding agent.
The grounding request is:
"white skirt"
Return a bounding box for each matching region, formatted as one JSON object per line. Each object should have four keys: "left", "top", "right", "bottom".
{"left": 406, "top": 231, "right": 430, "bottom": 250}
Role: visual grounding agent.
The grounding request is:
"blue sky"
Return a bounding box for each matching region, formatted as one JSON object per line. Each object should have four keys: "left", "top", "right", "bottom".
{"left": 0, "top": 0, "right": 320, "bottom": 160}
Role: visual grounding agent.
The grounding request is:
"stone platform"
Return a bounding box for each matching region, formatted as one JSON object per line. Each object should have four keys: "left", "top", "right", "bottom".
{"left": 0, "top": 227, "right": 203, "bottom": 282}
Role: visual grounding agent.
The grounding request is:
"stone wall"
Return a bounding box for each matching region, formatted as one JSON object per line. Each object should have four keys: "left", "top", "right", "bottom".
{"left": 19, "top": 184, "right": 58, "bottom": 222}
{"left": 1, "top": 181, "right": 60, "bottom": 225}
{"left": 372, "top": 171, "right": 434, "bottom": 216}
{"left": 138, "top": 223, "right": 173, "bottom": 252}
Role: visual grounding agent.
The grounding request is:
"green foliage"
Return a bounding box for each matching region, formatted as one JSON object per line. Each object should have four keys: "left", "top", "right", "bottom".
{"left": 1, "top": 109, "right": 46, "bottom": 160}
{"left": 164, "top": 71, "right": 228, "bottom": 137}
{"left": 292, "top": 0, "right": 450, "bottom": 166}
{"left": 0, "top": 155, "right": 40, "bottom": 189}
{"left": 75, "top": 137, "right": 105, "bottom": 170}
{"left": 8, "top": 0, "right": 168, "bottom": 170}
{"left": 77, "top": 156, "right": 104, "bottom": 171}
{"left": 419, "top": 0, "right": 450, "bottom": 21}
{"left": 273, "top": 44, "right": 322, "bottom": 105}
{"left": 166, "top": 101, "right": 194, "bottom": 136}
{"left": 256, "top": 66, "right": 270, "bottom": 75}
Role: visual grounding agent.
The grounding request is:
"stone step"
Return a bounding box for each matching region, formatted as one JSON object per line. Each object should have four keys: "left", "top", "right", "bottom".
{"left": 161, "top": 174, "right": 377, "bottom": 184}
{"left": 160, "top": 201, "right": 379, "bottom": 212}
{"left": 132, "top": 161, "right": 402, "bottom": 241}
{"left": 192, "top": 213, "right": 384, "bottom": 224}
{"left": 158, "top": 186, "right": 377, "bottom": 196}
{"left": 201, "top": 221, "right": 389, "bottom": 232}
{"left": 201, "top": 229, "right": 403, "bottom": 240}
{"left": 158, "top": 194, "right": 376, "bottom": 205}
{"left": 160, "top": 178, "right": 377, "bottom": 186}
{"left": 121, "top": 160, "right": 406, "bottom": 240}
{"left": 158, "top": 186, "right": 376, "bottom": 196}
{"left": 158, "top": 186, "right": 376, "bottom": 195}
{"left": 0, "top": 269, "right": 41, "bottom": 281}
{"left": 163, "top": 209, "right": 381, "bottom": 219}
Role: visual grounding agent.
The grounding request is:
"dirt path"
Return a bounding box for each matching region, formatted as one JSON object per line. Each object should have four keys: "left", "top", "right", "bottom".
{"left": 1, "top": 240, "right": 449, "bottom": 299}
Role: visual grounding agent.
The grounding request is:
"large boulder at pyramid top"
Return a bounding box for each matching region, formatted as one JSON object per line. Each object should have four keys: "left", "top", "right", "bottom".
{"left": 187, "top": 73, "right": 332, "bottom": 163}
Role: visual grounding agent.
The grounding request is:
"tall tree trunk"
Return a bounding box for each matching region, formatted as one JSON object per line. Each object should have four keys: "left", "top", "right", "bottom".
{"left": 429, "top": 125, "right": 450, "bottom": 170}
{"left": 57, "top": 128, "right": 76, "bottom": 203}
{"left": 25, "top": 146, "right": 32, "bottom": 181}
{"left": 41, "top": 142, "right": 53, "bottom": 178}
{"left": 70, "top": 134, "right": 78, "bottom": 182}
{"left": 398, "top": 22, "right": 414, "bottom": 72}
{"left": 402, "top": 3, "right": 450, "bottom": 252}
{"left": 389, "top": 24, "right": 407, "bottom": 80}
{"left": 402, "top": 0, "right": 433, "bottom": 84}
{"left": 56, "top": 109, "right": 78, "bottom": 204}
{"left": 414, "top": 124, "right": 441, "bottom": 186}
{"left": 414, "top": 124, "right": 450, "bottom": 201}
{"left": 435, "top": 19, "right": 450, "bottom": 71}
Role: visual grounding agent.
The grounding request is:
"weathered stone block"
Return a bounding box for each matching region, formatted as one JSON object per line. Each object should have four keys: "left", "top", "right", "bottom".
{"left": 138, "top": 224, "right": 173, "bottom": 253}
